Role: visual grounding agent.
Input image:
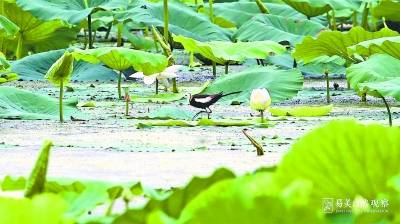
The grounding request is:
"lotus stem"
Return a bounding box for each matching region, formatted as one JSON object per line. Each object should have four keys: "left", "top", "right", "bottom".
{"left": 124, "top": 87, "right": 130, "bottom": 116}
{"left": 156, "top": 79, "right": 159, "bottom": 94}
{"left": 189, "top": 52, "right": 195, "bottom": 67}
{"left": 212, "top": 61, "right": 216, "bottom": 78}
{"left": 151, "top": 26, "right": 178, "bottom": 93}
{"left": 105, "top": 23, "right": 112, "bottom": 40}
{"left": 225, "top": 62, "right": 229, "bottom": 74}
{"left": 379, "top": 94, "right": 392, "bottom": 126}
{"left": 242, "top": 129, "right": 264, "bottom": 156}
{"left": 383, "top": 17, "right": 388, "bottom": 28}
{"left": 125, "top": 100, "right": 129, "bottom": 116}
{"left": 117, "top": 22, "right": 123, "bottom": 47}
{"left": 209, "top": 0, "right": 214, "bottom": 23}
{"left": 59, "top": 81, "right": 64, "bottom": 123}
{"left": 163, "top": 0, "right": 169, "bottom": 42}
{"left": 16, "top": 33, "right": 23, "bottom": 60}
{"left": 352, "top": 11, "right": 358, "bottom": 27}
{"left": 105, "top": 200, "right": 116, "bottom": 216}
{"left": 325, "top": 71, "right": 331, "bottom": 103}
{"left": 255, "top": 0, "right": 269, "bottom": 14}
{"left": 260, "top": 110, "right": 264, "bottom": 123}
{"left": 172, "top": 78, "right": 178, "bottom": 93}
{"left": 118, "top": 71, "right": 122, "bottom": 99}
{"left": 144, "top": 27, "right": 149, "bottom": 37}
{"left": 361, "top": 2, "right": 369, "bottom": 30}
{"left": 326, "top": 13, "right": 332, "bottom": 29}
{"left": 87, "top": 14, "right": 93, "bottom": 49}
{"left": 83, "top": 29, "right": 88, "bottom": 49}
{"left": 331, "top": 9, "right": 337, "bottom": 30}
{"left": 361, "top": 93, "right": 367, "bottom": 102}
{"left": 152, "top": 31, "right": 160, "bottom": 52}
{"left": 92, "top": 30, "right": 96, "bottom": 43}
{"left": 152, "top": 27, "right": 168, "bottom": 53}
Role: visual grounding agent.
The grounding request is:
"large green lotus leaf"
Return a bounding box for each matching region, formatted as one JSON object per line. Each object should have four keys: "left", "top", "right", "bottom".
{"left": 202, "top": 67, "right": 303, "bottom": 103}
{"left": 358, "top": 78, "right": 400, "bottom": 101}
{"left": 143, "top": 106, "right": 196, "bottom": 120}
{"left": 293, "top": 27, "right": 399, "bottom": 63}
{"left": 0, "top": 194, "right": 72, "bottom": 224}
{"left": 177, "top": 173, "right": 323, "bottom": 224}
{"left": 15, "top": 0, "right": 128, "bottom": 24}
{"left": 0, "top": 15, "right": 19, "bottom": 38}
{"left": 63, "top": 182, "right": 110, "bottom": 218}
{"left": 233, "top": 14, "right": 325, "bottom": 45}
{"left": 372, "top": 0, "right": 400, "bottom": 22}
{"left": 0, "top": 52, "right": 10, "bottom": 70}
{"left": 113, "top": 168, "right": 235, "bottom": 224}
{"left": 0, "top": 87, "right": 83, "bottom": 120}
{"left": 303, "top": 55, "right": 345, "bottom": 76}
{"left": 269, "top": 104, "right": 333, "bottom": 117}
{"left": 348, "top": 36, "right": 400, "bottom": 60}
{"left": 116, "top": 1, "right": 231, "bottom": 41}
{"left": 73, "top": 47, "right": 168, "bottom": 74}
{"left": 173, "top": 35, "right": 286, "bottom": 64}
{"left": 282, "top": 0, "right": 331, "bottom": 17}
{"left": 276, "top": 120, "right": 400, "bottom": 202}
{"left": 203, "top": 2, "right": 304, "bottom": 28}
{"left": 346, "top": 54, "right": 400, "bottom": 92}
{"left": 122, "top": 26, "right": 158, "bottom": 51}
{"left": 11, "top": 50, "right": 118, "bottom": 81}
{"left": 0, "top": 1, "right": 78, "bottom": 58}
{"left": 282, "top": 0, "right": 358, "bottom": 18}
{"left": 267, "top": 53, "right": 346, "bottom": 75}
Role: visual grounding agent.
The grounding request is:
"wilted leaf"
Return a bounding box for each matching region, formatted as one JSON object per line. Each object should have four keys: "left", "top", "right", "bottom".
{"left": 24, "top": 140, "right": 53, "bottom": 198}
{"left": 45, "top": 52, "right": 74, "bottom": 86}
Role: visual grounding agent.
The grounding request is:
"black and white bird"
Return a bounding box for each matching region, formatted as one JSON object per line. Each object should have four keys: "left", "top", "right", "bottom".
{"left": 188, "top": 91, "right": 241, "bottom": 120}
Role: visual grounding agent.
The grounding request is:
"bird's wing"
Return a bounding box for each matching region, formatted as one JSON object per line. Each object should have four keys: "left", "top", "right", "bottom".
{"left": 193, "top": 96, "right": 213, "bottom": 104}
{"left": 192, "top": 94, "right": 211, "bottom": 98}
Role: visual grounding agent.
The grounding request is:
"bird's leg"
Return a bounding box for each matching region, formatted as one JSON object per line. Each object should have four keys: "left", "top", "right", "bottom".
{"left": 192, "top": 110, "right": 207, "bottom": 121}
{"left": 206, "top": 107, "right": 212, "bottom": 119}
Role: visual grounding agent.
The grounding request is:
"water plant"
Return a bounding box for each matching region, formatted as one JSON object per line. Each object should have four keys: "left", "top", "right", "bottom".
{"left": 45, "top": 52, "right": 74, "bottom": 123}
{"left": 250, "top": 88, "right": 271, "bottom": 123}
{"left": 73, "top": 47, "right": 168, "bottom": 99}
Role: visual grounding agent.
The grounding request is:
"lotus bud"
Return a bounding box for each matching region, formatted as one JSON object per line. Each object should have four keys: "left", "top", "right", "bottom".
{"left": 250, "top": 88, "right": 271, "bottom": 111}
{"left": 250, "top": 88, "right": 271, "bottom": 123}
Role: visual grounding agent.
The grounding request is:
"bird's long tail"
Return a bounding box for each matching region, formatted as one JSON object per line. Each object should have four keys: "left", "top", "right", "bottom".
{"left": 222, "top": 91, "right": 242, "bottom": 97}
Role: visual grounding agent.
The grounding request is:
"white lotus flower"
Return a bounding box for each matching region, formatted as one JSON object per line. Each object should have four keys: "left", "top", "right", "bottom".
{"left": 250, "top": 88, "right": 271, "bottom": 111}
{"left": 130, "top": 65, "right": 182, "bottom": 88}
